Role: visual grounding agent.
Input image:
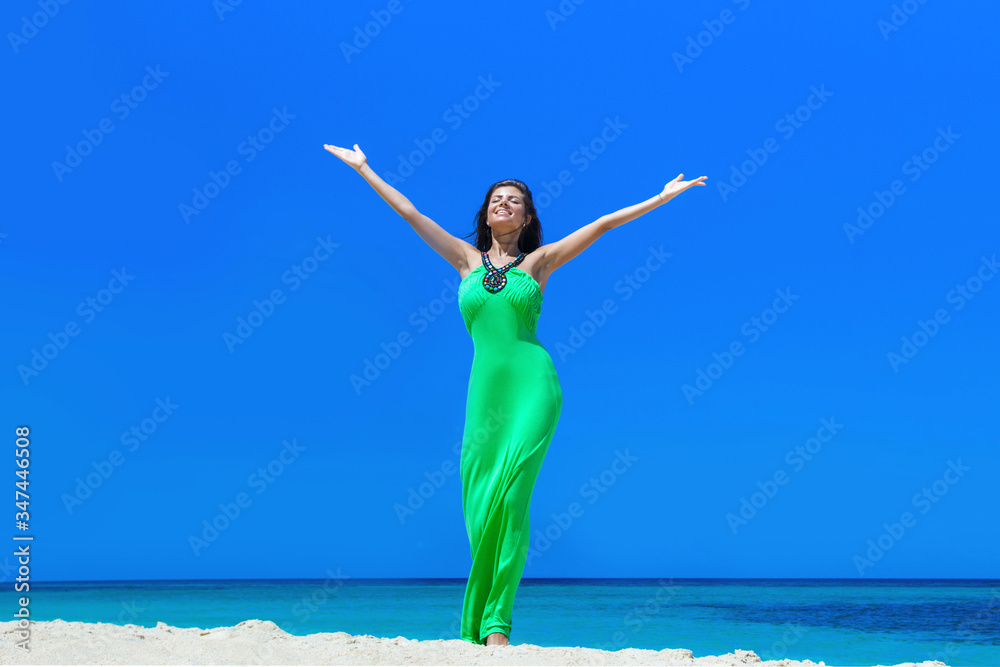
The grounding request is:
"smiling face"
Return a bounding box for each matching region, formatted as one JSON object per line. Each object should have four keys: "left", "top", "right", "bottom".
{"left": 489, "top": 185, "right": 530, "bottom": 228}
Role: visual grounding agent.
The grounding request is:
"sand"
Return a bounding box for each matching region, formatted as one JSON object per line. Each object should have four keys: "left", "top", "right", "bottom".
{"left": 0, "top": 619, "right": 949, "bottom": 666}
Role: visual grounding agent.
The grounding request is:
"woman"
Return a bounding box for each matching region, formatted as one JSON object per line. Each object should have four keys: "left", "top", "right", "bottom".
{"left": 324, "top": 142, "right": 706, "bottom": 646}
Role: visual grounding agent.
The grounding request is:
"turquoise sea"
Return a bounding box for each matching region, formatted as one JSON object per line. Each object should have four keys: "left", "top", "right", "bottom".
{"left": 4, "top": 578, "right": 998, "bottom": 666}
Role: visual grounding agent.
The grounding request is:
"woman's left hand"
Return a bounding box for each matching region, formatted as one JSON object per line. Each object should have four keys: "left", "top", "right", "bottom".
{"left": 660, "top": 173, "right": 707, "bottom": 201}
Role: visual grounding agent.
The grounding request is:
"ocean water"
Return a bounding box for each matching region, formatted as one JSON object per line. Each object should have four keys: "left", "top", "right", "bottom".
{"left": 4, "top": 578, "right": 998, "bottom": 667}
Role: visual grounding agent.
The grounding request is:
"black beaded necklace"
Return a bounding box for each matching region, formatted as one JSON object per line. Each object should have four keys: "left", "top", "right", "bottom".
{"left": 481, "top": 250, "right": 526, "bottom": 294}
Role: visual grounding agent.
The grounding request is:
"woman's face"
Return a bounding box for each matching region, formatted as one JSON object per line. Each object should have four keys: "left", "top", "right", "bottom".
{"left": 489, "top": 185, "right": 529, "bottom": 228}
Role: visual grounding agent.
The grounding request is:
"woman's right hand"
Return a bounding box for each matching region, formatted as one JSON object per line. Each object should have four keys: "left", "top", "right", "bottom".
{"left": 323, "top": 143, "right": 368, "bottom": 171}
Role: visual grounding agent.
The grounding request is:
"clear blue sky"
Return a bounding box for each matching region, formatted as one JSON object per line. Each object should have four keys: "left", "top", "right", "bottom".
{"left": 2, "top": 0, "right": 996, "bottom": 583}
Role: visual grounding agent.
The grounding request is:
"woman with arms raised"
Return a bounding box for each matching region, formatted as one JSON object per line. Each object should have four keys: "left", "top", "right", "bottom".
{"left": 324, "top": 141, "right": 705, "bottom": 646}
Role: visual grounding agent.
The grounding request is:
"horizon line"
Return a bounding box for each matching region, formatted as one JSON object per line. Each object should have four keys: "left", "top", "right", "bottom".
{"left": 24, "top": 576, "right": 1000, "bottom": 584}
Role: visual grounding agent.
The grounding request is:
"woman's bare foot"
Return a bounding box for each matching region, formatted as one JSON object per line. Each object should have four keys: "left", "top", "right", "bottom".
{"left": 485, "top": 632, "right": 509, "bottom": 646}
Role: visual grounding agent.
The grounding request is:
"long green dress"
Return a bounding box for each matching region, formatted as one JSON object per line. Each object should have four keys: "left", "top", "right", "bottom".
{"left": 456, "top": 251, "right": 563, "bottom": 644}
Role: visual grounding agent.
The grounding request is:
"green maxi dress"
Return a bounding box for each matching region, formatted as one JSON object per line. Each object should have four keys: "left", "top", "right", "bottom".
{"left": 456, "top": 252, "right": 563, "bottom": 644}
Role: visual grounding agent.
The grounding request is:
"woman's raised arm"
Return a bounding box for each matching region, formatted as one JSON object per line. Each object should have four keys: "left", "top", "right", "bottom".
{"left": 536, "top": 173, "right": 707, "bottom": 277}
{"left": 324, "top": 143, "right": 473, "bottom": 272}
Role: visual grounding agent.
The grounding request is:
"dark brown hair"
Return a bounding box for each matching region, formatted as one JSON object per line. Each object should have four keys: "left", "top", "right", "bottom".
{"left": 463, "top": 179, "right": 543, "bottom": 254}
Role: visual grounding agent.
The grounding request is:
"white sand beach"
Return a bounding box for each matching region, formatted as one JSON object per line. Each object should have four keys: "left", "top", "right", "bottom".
{"left": 0, "top": 619, "right": 949, "bottom": 666}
